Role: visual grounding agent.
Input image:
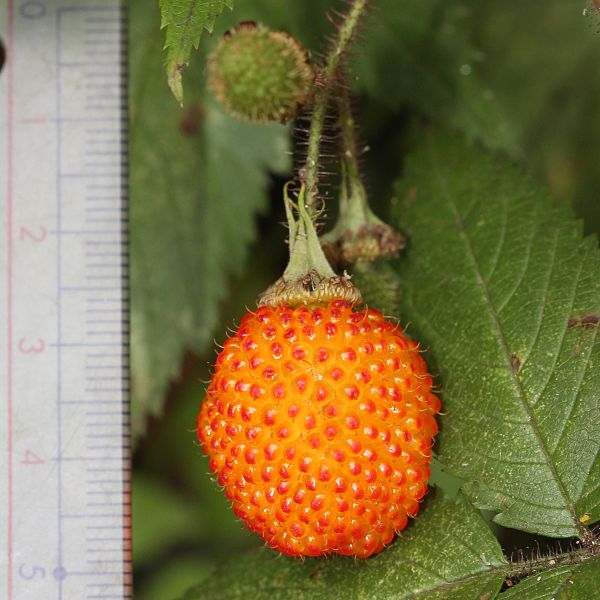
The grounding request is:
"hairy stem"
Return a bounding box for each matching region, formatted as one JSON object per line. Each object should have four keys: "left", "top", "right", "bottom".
{"left": 303, "top": 0, "right": 369, "bottom": 209}
{"left": 319, "top": 85, "right": 406, "bottom": 264}
{"left": 503, "top": 540, "right": 599, "bottom": 584}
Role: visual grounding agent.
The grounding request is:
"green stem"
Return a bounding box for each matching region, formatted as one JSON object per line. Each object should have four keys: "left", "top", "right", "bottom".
{"left": 417, "top": 542, "right": 599, "bottom": 598}
{"left": 282, "top": 185, "right": 336, "bottom": 281}
{"left": 319, "top": 86, "right": 405, "bottom": 264}
{"left": 258, "top": 1, "right": 369, "bottom": 308}
{"left": 335, "top": 87, "right": 372, "bottom": 228}
{"left": 303, "top": 0, "right": 369, "bottom": 209}
{"left": 257, "top": 183, "right": 362, "bottom": 307}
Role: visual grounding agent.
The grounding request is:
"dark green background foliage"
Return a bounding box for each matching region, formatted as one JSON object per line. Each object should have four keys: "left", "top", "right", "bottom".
{"left": 131, "top": 1, "right": 600, "bottom": 598}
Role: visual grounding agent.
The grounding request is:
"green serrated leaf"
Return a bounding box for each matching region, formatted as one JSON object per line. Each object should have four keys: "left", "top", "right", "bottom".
{"left": 393, "top": 132, "right": 600, "bottom": 539}
{"left": 130, "top": 1, "right": 290, "bottom": 438}
{"left": 500, "top": 553, "right": 600, "bottom": 600}
{"left": 160, "top": 0, "right": 233, "bottom": 103}
{"left": 178, "top": 492, "right": 507, "bottom": 600}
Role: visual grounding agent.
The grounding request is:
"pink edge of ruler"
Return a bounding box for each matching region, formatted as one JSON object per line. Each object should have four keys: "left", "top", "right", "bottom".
{"left": 1, "top": 2, "right": 132, "bottom": 599}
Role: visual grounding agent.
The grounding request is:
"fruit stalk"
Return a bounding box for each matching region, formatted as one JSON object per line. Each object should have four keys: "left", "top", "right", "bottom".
{"left": 259, "top": 0, "right": 371, "bottom": 309}
{"left": 303, "top": 0, "right": 369, "bottom": 209}
{"left": 258, "top": 183, "right": 362, "bottom": 308}
{"left": 320, "top": 89, "right": 405, "bottom": 265}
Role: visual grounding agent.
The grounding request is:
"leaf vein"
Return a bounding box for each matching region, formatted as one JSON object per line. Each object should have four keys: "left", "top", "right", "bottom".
{"left": 495, "top": 198, "right": 539, "bottom": 314}
{"left": 482, "top": 191, "right": 508, "bottom": 285}
{"left": 528, "top": 245, "right": 585, "bottom": 415}
{"left": 552, "top": 316, "right": 599, "bottom": 459}
{"left": 518, "top": 227, "right": 560, "bottom": 372}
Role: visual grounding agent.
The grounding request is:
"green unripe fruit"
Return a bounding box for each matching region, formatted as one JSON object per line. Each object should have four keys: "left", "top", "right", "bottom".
{"left": 208, "top": 22, "right": 315, "bottom": 123}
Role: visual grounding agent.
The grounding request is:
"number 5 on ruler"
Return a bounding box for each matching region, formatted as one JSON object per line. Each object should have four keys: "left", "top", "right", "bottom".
{"left": 18, "top": 563, "right": 46, "bottom": 580}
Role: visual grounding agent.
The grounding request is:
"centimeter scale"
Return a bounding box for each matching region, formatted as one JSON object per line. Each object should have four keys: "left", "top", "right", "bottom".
{"left": 1, "top": 1, "right": 131, "bottom": 599}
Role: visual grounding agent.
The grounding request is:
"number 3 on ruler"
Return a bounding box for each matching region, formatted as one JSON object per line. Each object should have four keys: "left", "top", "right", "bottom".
{"left": 18, "top": 338, "right": 45, "bottom": 353}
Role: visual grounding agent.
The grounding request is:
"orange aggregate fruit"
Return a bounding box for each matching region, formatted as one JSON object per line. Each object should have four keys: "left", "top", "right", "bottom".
{"left": 197, "top": 299, "right": 440, "bottom": 558}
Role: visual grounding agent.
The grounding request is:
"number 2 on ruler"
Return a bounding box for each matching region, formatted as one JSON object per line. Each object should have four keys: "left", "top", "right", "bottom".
{"left": 19, "top": 225, "right": 47, "bottom": 243}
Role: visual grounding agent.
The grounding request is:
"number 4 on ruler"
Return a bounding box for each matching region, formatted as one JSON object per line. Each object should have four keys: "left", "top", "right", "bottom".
{"left": 21, "top": 450, "right": 45, "bottom": 465}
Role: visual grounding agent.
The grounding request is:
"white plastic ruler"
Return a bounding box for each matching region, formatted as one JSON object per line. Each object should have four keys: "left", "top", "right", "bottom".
{"left": 0, "top": 1, "right": 131, "bottom": 599}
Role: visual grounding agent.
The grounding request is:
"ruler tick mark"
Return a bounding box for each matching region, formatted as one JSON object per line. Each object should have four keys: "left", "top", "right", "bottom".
{"left": 62, "top": 401, "right": 124, "bottom": 406}
{"left": 86, "top": 149, "right": 121, "bottom": 154}
{"left": 86, "top": 468, "right": 125, "bottom": 473}
{"left": 85, "top": 16, "right": 121, "bottom": 23}
{"left": 85, "top": 28, "right": 120, "bottom": 33}
{"left": 86, "top": 482, "right": 124, "bottom": 486}
{"left": 61, "top": 61, "right": 121, "bottom": 67}
{"left": 85, "top": 106, "right": 122, "bottom": 112}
